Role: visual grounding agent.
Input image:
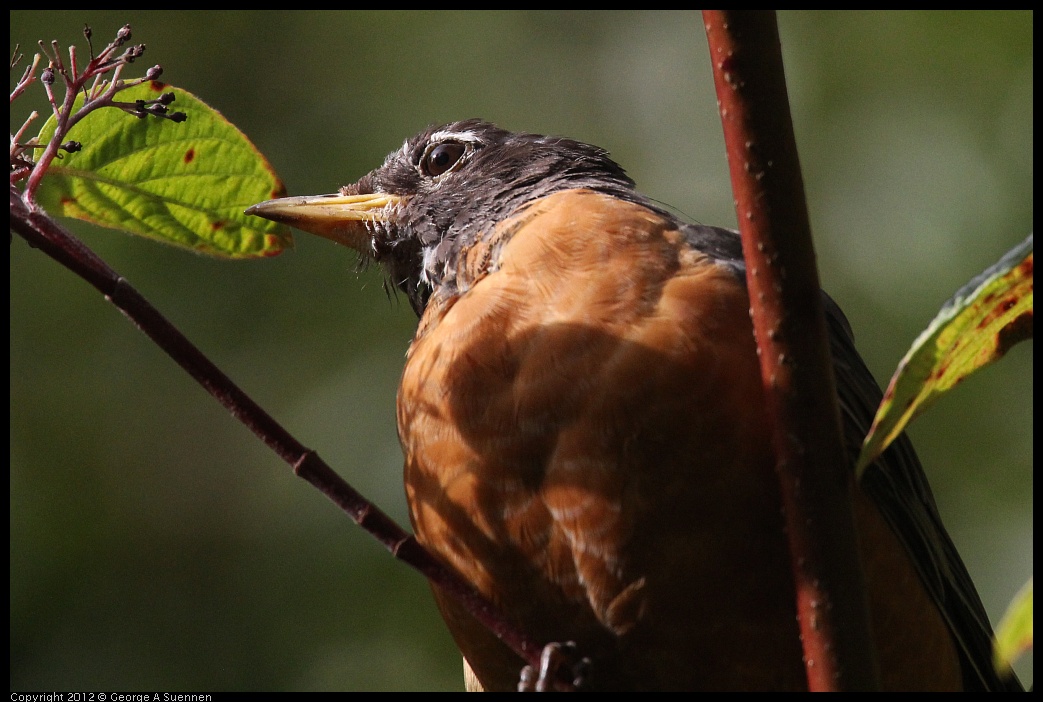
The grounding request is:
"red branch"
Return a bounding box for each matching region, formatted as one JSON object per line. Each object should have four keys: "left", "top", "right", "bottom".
{"left": 9, "top": 186, "right": 546, "bottom": 680}
{"left": 703, "top": 11, "right": 880, "bottom": 690}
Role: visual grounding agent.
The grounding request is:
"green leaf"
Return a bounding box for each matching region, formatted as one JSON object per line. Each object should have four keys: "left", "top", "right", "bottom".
{"left": 994, "top": 577, "right": 1033, "bottom": 676}
{"left": 35, "top": 82, "right": 293, "bottom": 258}
{"left": 856, "top": 234, "right": 1033, "bottom": 474}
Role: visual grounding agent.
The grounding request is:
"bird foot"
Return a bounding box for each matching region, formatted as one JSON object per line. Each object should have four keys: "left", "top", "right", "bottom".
{"left": 518, "top": 641, "right": 591, "bottom": 692}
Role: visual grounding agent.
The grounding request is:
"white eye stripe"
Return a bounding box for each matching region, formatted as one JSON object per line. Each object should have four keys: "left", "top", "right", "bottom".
{"left": 401, "top": 129, "right": 487, "bottom": 169}
{"left": 429, "top": 129, "right": 484, "bottom": 145}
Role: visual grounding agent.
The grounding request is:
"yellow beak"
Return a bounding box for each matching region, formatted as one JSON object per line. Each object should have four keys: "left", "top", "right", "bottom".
{"left": 246, "top": 192, "right": 403, "bottom": 252}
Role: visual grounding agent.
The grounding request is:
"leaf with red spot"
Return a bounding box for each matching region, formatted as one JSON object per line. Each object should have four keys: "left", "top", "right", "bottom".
{"left": 855, "top": 234, "right": 1033, "bottom": 474}
{"left": 34, "top": 82, "right": 293, "bottom": 258}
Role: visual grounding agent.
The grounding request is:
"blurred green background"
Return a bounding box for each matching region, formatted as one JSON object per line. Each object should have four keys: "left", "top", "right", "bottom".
{"left": 10, "top": 11, "right": 1032, "bottom": 691}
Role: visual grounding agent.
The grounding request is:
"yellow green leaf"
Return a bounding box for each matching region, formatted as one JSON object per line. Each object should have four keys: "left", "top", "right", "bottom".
{"left": 35, "top": 82, "right": 293, "bottom": 258}
{"left": 856, "top": 234, "right": 1033, "bottom": 474}
{"left": 994, "top": 577, "right": 1033, "bottom": 677}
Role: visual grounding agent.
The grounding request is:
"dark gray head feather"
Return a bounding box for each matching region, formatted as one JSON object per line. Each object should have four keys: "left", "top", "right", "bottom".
{"left": 341, "top": 119, "right": 742, "bottom": 314}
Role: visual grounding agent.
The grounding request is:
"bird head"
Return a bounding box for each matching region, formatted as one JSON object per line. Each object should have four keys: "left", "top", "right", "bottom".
{"left": 247, "top": 119, "right": 636, "bottom": 315}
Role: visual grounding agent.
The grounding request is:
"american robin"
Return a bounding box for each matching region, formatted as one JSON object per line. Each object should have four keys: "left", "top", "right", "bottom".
{"left": 247, "top": 120, "right": 1019, "bottom": 691}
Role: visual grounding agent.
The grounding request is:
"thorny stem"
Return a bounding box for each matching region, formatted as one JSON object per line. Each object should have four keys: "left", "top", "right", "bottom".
{"left": 703, "top": 10, "right": 879, "bottom": 690}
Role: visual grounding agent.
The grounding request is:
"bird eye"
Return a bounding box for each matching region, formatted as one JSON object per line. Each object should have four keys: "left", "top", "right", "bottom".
{"left": 420, "top": 141, "right": 466, "bottom": 177}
